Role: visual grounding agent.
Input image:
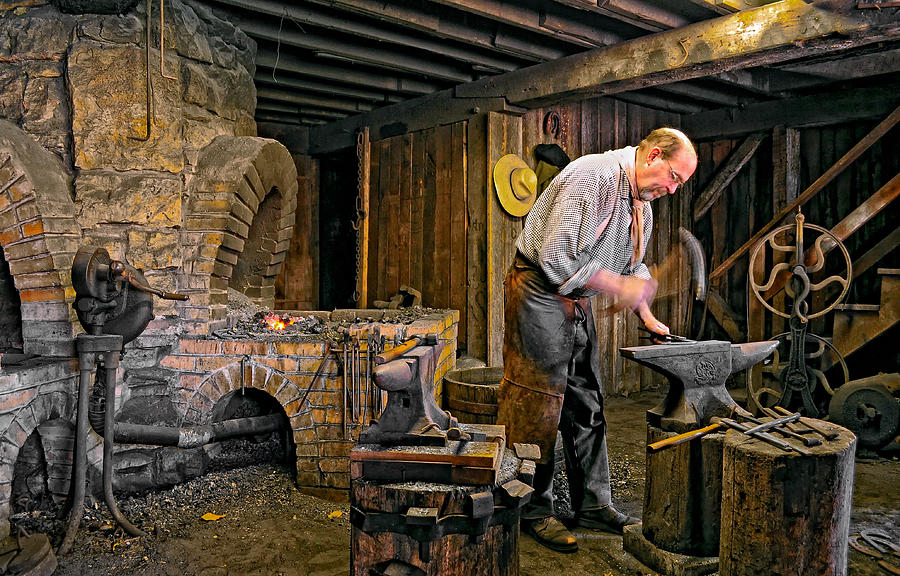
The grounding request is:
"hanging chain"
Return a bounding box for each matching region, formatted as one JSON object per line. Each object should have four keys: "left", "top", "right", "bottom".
{"left": 351, "top": 131, "right": 366, "bottom": 303}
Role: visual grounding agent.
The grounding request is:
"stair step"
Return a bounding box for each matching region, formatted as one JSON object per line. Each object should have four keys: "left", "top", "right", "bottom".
{"left": 877, "top": 268, "right": 900, "bottom": 276}
{"left": 833, "top": 303, "right": 880, "bottom": 312}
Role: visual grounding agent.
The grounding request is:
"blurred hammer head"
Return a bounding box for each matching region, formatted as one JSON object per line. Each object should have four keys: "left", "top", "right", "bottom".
{"left": 649, "top": 227, "right": 707, "bottom": 302}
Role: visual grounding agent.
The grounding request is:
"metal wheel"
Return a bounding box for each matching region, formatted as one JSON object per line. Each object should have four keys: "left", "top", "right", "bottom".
{"left": 749, "top": 221, "right": 852, "bottom": 321}
{"left": 750, "top": 331, "right": 849, "bottom": 416}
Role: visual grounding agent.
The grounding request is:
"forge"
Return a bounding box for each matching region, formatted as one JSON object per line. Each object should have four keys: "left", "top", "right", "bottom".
{"left": 0, "top": 1, "right": 461, "bottom": 545}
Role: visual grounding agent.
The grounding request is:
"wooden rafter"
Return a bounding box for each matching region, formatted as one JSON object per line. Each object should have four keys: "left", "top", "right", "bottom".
{"left": 310, "top": 0, "right": 900, "bottom": 153}
{"left": 693, "top": 133, "right": 766, "bottom": 221}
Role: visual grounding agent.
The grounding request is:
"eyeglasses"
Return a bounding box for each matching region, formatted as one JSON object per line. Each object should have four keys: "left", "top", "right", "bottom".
{"left": 664, "top": 158, "right": 685, "bottom": 189}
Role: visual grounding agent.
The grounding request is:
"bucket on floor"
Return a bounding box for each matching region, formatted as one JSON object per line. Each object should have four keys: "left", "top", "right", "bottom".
{"left": 443, "top": 366, "right": 502, "bottom": 424}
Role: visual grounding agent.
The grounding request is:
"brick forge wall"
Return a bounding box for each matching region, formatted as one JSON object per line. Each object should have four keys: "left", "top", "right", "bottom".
{"left": 160, "top": 310, "right": 458, "bottom": 494}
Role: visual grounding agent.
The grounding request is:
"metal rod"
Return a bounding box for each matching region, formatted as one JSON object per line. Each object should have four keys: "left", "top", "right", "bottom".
{"left": 741, "top": 413, "right": 801, "bottom": 436}
{"left": 735, "top": 413, "right": 821, "bottom": 447}
{"left": 160, "top": 0, "right": 177, "bottom": 79}
{"left": 342, "top": 330, "right": 350, "bottom": 439}
{"left": 773, "top": 405, "right": 840, "bottom": 440}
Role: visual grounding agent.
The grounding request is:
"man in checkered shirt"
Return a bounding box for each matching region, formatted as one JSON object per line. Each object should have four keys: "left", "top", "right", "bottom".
{"left": 497, "top": 127, "right": 697, "bottom": 553}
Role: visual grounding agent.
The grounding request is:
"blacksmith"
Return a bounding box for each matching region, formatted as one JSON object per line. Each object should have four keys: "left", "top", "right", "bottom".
{"left": 497, "top": 127, "right": 698, "bottom": 552}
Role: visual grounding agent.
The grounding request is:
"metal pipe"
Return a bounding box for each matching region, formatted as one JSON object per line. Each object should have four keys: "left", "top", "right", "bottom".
{"left": 101, "top": 345, "right": 146, "bottom": 537}
{"left": 57, "top": 344, "right": 95, "bottom": 555}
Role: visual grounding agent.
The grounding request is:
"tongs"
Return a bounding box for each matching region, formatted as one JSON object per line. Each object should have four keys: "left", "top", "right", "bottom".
{"left": 638, "top": 326, "right": 695, "bottom": 343}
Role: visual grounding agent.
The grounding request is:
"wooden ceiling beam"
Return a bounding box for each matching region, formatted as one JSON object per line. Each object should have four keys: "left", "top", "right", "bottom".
{"left": 682, "top": 84, "right": 900, "bottom": 139}
{"left": 654, "top": 81, "right": 750, "bottom": 106}
{"left": 209, "top": 0, "right": 522, "bottom": 73}
{"left": 253, "top": 74, "right": 402, "bottom": 104}
{"left": 256, "top": 88, "right": 375, "bottom": 114}
{"left": 611, "top": 90, "right": 709, "bottom": 113}
{"left": 311, "top": 0, "right": 900, "bottom": 153}
{"left": 428, "top": 0, "right": 622, "bottom": 46}
{"left": 238, "top": 19, "right": 474, "bottom": 83}
{"left": 304, "top": 0, "right": 567, "bottom": 62}
{"left": 454, "top": 0, "right": 900, "bottom": 107}
{"left": 255, "top": 51, "right": 439, "bottom": 96}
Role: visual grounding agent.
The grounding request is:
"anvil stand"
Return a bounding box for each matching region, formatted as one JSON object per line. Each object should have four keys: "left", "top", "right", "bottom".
{"left": 618, "top": 340, "right": 777, "bottom": 576}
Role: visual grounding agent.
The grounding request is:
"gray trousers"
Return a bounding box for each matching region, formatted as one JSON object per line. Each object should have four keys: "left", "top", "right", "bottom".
{"left": 496, "top": 255, "right": 612, "bottom": 520}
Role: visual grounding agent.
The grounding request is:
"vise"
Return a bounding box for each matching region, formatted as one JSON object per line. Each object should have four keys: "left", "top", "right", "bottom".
{"left": 620, "top": 339, "right": 778, "bottom": 433}
{"left": 358, "top": 334, "right": 462, "bottom": 446}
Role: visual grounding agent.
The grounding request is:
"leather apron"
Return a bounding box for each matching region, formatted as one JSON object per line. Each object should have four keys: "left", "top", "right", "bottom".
{"left": 496, "top": 253, "right": 604, "bottom": 465}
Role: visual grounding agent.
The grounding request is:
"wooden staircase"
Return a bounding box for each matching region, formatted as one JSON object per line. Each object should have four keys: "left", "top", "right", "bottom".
{"left": 831, "top": 268, "right": 900, "bottom": 361}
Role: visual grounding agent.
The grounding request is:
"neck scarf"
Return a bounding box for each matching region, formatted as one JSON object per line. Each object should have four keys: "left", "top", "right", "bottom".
{"left": 608, "top": 147, "right": 645, "bottom": 269}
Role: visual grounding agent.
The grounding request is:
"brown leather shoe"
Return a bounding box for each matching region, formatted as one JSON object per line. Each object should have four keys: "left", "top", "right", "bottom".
{"left": 522, "top": 516, "right": 578, "bottom": 553}
{"left": 576, "top": 506, "right": 641, "bottom": 534}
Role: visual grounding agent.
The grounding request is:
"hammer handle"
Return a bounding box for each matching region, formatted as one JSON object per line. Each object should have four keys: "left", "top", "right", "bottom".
{"left": 374, "top": 336, "right": 422, "bottom": 365}
{"left": 648, "top": 423, "right": 723, "bottom": 453}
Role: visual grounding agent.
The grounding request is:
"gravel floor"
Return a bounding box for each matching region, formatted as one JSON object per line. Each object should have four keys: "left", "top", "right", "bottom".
{"left": 10, "top": 391, "right": 898, "bottom": 576}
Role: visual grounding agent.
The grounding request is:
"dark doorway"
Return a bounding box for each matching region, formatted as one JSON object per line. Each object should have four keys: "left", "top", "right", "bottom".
{"left": 318, "top": 148, "right": 358, "bottom": 310}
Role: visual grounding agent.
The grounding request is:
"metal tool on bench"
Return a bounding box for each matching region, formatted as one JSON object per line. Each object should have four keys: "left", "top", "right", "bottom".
{"left": 358, "top": 333, "right": 465, "bottom": 446}
{"left": 638, "top": 326, "right": 695, "bottom": 343}
{"left": 648, "top": 411, "right": 815, "bottom": 452}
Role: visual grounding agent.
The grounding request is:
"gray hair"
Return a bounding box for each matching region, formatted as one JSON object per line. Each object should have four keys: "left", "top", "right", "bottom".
{"left": 639, "top": 127, "right": 696, "bottom": 160}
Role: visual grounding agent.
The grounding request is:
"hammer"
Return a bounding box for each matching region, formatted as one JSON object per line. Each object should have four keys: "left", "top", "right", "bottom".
{"left": 374, "top": 333, "right": 438, "bottom": 365}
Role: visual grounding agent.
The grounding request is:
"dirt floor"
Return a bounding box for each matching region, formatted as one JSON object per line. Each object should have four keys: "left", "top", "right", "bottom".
{"left": 17, "top": 390, "right": 899, "bottom": 576}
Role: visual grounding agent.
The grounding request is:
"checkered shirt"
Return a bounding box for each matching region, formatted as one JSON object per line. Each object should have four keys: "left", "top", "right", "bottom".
{"left": 515, "top": 148, "right": 652, "bottom": 298}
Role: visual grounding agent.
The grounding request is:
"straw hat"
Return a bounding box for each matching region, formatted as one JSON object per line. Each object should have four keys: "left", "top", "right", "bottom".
{"left": 493, "top": 154, "right": 538, "bottom": 217}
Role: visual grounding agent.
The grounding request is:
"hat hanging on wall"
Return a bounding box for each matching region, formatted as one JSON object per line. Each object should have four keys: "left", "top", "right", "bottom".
{"left": 493, "top": 154, "right": 538, "bottom": 217}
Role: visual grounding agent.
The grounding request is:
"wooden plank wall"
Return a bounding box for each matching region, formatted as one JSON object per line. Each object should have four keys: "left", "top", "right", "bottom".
{"left": 366, "top": 124, "right": 469, "bottom": 345}
{"left": 694, "top": 117, "right": 900, "bottom": 347}
{"left": 275, "top": 155, "right": 319, "bottom": 310}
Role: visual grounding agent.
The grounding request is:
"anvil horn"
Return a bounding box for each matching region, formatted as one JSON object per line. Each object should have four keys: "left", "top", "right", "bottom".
{"left": 730, "top": 341, "right": 779, "bottom": 374}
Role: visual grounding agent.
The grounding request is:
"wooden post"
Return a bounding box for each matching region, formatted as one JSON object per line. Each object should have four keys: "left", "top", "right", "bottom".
{"left": 719, "top": 424, "right": 856, "bottom": 576}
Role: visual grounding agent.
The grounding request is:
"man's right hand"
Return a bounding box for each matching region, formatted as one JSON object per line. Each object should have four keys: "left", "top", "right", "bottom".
{"left": 616, "top": 276, "right": 657, "bottom": 311}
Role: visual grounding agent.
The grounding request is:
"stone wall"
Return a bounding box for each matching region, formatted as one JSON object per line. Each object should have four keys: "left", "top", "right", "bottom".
{"left": 0, "top": 0, "right": 260, "bottom": 323}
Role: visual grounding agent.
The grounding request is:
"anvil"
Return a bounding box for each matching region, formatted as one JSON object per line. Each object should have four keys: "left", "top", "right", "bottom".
{"left": 358, "top": 338, "right": 460, "bottom": 446}
{"left": 620, "top": 340, "right": 778, "bottom": 433}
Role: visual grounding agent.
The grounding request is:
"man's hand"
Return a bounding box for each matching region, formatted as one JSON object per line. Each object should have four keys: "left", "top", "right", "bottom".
{"left": 616, "top": 276, "right": 658, "bottom": 311}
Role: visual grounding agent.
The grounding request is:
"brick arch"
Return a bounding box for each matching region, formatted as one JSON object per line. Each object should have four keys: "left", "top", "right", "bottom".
{"left": 0, "top": 386, "right": 105, "bottom": 539}
{"left": 184, "top": 136, "right": 298, "bottom": 332}
{"left": 178, "top": 360, "right": 315, "bottom": 449}
{"left": 0, "top": 120, "right": 81, "bottom": 356}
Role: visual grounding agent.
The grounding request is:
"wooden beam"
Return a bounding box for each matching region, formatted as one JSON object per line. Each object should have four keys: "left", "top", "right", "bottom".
{"left": 256, "top": 51, "right": 438, "bottom": 96}
{"left": 693, "top": 133, "right": 765, "bottom": 221}
{"left": 237, "top": 19, "right": 474, "bottom": 83}
{"left": 254, "top": 74, "right": 401, "bottom": 104}
{"left": 709, "top": 104, "right": 900, "bottom": 282}
{"left": 305, "top": 0, "right": 566, "bottom": 62}
{"left": 550, "top": 0, "right": 688, "bottom": 30}
{"left": 209, "top": 0, "right": 522, "bottom": 73}
{"left": 311, "top": 0, "right": 900, "bottom": 153}
{"left": 429, "top": 0, "right": 621, "bottom": 47}
{"left": 852, "top": 227, "right": 900, "bottom": 280}
{"left": 257, "top": 88, "right": 374, "bottom": 113}
{"left": 683, "top": 84, "right": 900, "bottom": 140}
{"left": 454, "top": 0, "right": 900, "bottom": 107}
{"left": 706, "top": 288, "right": 745, "bottom": 342}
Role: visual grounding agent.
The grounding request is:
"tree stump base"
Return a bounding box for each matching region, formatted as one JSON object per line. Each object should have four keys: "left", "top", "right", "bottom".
{"left": 350, "top": 448, "right": 531, "bottom": 576}
{"left": 719, "top": 421, "right": 856, "bottom": 576}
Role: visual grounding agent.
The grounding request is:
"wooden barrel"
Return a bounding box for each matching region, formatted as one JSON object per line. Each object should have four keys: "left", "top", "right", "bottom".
{"left": 719, "top": 422, "right": 856, "bottom": 576}
{"left": 443, "top": 367, "right": 502, "bottom": 425}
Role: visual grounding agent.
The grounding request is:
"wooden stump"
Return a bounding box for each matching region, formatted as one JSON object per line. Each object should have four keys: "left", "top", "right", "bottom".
{"left": 350, "top": 448, "right": 526, "bottom": 576}
{"left": 643, "top": 425, "right": 725, "bottom": 556}
{"left": 719, "top": 423, "right": 856, "bottom": 576}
